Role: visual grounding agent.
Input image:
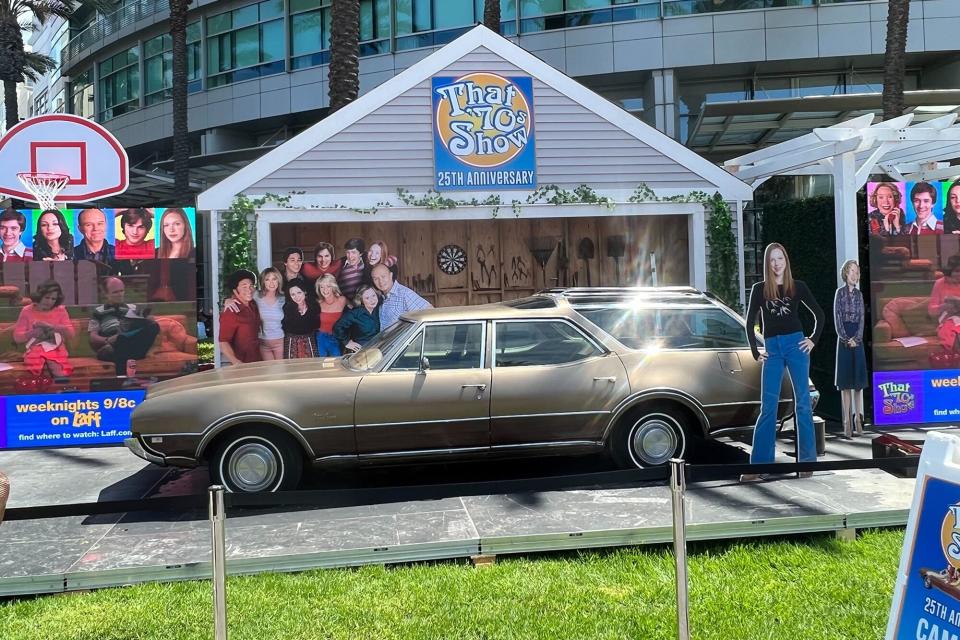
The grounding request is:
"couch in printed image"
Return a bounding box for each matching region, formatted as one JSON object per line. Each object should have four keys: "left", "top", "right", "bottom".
{"left": 872, "top": 296, "right": 941, "bottom": 371}
{"left": 0, "top": 313, "right": 198, "bottom": 395}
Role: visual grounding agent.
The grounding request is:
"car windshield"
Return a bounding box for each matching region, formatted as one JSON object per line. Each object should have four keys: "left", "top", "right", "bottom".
{"left": 343, "top": 320, "right": 416, "bottom": 370}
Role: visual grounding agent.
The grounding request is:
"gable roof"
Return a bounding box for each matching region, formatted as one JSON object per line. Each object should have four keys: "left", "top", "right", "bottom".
{"left": 197, "top": 25, "right": 752, "bottom": 210}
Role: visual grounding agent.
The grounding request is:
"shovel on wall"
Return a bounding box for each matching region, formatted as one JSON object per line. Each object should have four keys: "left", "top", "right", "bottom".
{"left": 577, "top": 237, "right": 595, "bottom": 286}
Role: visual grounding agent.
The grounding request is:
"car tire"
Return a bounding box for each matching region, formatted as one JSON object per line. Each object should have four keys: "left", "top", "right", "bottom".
{"left": 209, "top": 427, "right": 303, "bottom": 493}
{"left": 611, "top": 406, "right": 687, "bottom": 469}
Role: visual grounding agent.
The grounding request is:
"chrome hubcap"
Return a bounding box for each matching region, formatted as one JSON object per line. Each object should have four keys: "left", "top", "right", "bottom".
{"left": 228, "top": 443, "right": 278, "bottom": 492}
{"left": 632, "top": 419, "right": 678, "bottom": 466}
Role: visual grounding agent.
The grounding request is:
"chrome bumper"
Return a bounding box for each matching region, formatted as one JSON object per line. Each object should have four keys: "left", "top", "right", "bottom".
{"left": 124, "top": 437, "right": 166, "bottom": 466}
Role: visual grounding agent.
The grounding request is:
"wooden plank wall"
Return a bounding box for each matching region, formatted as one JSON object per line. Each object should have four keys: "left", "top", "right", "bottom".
{"left": 271, "top": 214, "right": 690, "bottom": 306}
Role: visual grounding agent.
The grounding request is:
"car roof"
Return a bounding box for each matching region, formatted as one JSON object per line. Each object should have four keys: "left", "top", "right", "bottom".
{"left": 399, "top": 302, "right": 579, "bottom": 323}
{"left": 536, "top": 287, "right": 724, "bottom": 308}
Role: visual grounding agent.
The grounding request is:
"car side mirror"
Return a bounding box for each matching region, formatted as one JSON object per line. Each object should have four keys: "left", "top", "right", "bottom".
{"left": 418, "top": 356, "right": 430, "bottom": 372}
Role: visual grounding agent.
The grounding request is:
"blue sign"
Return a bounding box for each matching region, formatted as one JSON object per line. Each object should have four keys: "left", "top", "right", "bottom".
{"left": 432, "top": 73, "right": 536, "bottom": 191}
{"left": 873, "top": 369, "right": 960, "bottom": 426}
{"left": 0, "top": 390, "right": 144, "bottom": 448}
{"left": 890, "top": 476, "right": 960, "bottom": 639}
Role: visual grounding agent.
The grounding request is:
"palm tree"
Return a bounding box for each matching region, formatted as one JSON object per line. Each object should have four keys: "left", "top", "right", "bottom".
{"left": 483, "top": 0, "right": 500, "bottom": 34}
{"left": 328, "top": 0, "right": 359, "bottom": 114}
{"left": 170, "top": 0, "right": 191, "bottom": 195}
{"left": 882, "top": 0, "right": 911, "bottom": 121}
{"left": 0, "top": 0, "right": 108, "bottom": 131}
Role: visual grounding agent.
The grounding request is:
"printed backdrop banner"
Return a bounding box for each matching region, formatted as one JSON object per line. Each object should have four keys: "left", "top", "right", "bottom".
{"left": 0, "top": 206, "right": 198, "bottom": 449}
{"left": 432, "top": 73, "right": 536, "bottom": 191}
{"left": 866, "top": 180, "right": 960, "bottom": 426}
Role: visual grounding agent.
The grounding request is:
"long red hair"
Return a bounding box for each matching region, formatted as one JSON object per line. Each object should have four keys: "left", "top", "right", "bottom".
{"left": 762, "top": 242, "right": 795, "bottom": 300}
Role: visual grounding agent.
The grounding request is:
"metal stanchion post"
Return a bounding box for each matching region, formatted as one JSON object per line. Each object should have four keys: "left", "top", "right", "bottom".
{"left": 670, "top": 459, "right": 690, "bottom": 640}
{"left": 209, "top": 485, "right": 228, "bottom": 640}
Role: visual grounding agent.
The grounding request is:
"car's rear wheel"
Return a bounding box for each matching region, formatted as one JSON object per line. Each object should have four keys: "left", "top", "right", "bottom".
{"left": 611, "top": 406, "right": 688, "bottom": 468}
{"left": 209, "top": 426, "right": 303, "bottom": 492}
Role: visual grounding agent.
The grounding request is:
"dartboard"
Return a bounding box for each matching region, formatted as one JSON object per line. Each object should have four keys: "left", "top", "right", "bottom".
{"left": 437, "top": 244, "right": 466, "bottom": 275}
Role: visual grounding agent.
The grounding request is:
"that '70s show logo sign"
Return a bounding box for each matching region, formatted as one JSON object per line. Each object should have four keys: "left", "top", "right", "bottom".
{"left": 432, "top": 73, "right": 536, "bottom": 191}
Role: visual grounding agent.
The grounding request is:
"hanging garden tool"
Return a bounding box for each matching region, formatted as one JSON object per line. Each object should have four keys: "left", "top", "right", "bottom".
{"left": 527, "top": 236, "right": 558, "bottom": 289}
{"left": 557, "top": 240, "right": 570, "bottom": 287}
{"left": 577, "top": 237, "right": 595, "bottom": 286}
{"left": 607, "top": 235, "right": 626, "bottom": 285}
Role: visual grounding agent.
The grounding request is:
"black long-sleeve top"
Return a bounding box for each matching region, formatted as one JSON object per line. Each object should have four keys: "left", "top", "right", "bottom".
{"left": 281, "top": 299, "right": 319, "bottom": 336}
{"left": 745, "top": 279, "right": 825, "bottom": 361}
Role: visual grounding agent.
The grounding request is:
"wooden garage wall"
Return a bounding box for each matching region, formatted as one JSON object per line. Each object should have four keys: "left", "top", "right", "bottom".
{"left": 271, "top": 214, "right": 689, "bottom": 307}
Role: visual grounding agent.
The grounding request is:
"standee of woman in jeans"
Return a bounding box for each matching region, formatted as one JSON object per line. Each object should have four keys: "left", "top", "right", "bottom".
{"left": 834, "top": 260, "right": 867, "bottom": 438}
{"left": 282, "top": 283, "right": 319, "bottom": 359}
{"left": 315, "top": 274, "right": 347, "bottom": 356}
{"left": 741, "top": 242, "right": 824, "bottom": 481}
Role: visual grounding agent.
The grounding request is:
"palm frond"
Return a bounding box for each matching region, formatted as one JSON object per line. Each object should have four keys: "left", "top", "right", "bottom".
{"left": 24, "top": 0, "right": 78, "bottom": 23}
{"left": 22, "top": 50, "right": 56, "bottom": 80}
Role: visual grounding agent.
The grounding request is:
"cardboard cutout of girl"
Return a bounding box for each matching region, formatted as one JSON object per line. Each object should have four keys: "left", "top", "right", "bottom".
{"left": 834, "top": 260, "right": 867, "bottom": 437}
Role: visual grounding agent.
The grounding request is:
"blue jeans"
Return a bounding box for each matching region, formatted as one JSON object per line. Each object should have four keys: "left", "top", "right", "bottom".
{"left": 751, "top": 331, "right": 816, "bottom": 464}
{"left": 316, "top": 332, "right": 341, "bottom": 357}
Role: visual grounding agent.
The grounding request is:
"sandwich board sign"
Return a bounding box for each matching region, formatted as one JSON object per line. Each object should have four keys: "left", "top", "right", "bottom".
{"left": 887, "top": 432, "right": 960, "bottom": 639}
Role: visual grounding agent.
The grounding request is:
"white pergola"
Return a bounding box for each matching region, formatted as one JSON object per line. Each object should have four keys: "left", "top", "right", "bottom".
{"left": 723, "top": 112, "right": 960, "bottom": 282}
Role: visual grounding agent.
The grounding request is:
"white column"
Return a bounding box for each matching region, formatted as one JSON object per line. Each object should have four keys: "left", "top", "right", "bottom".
{"left": 734, "top": 200, "right": 746, "bottom": 311}
{"left": 210, "top": 208, "right": 221, "bottom": 368}
{"left": 256, "top": 213, "right": 272, "bottom": 271}
{"left": 832, "top": 151, "right": 859, "bottom": 286}
{"left": 689, "top": 207, "right": 707, "bottom": 290}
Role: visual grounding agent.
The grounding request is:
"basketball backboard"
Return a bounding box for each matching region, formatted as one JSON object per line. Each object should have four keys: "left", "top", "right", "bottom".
{"left": 0, "top": 114, "right": 128, "bottom": 203}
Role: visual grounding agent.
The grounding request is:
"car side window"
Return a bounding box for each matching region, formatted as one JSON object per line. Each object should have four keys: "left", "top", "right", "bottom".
{"left": 659, "top": 309, "right": 749, "bottom": 349}
{"left": 495, "top": 321, "right": 603, "bottom": 367}
{"left": 579, "top": 306, "right": 749, "bottom": 350}
{"left": 390, "top": 330, "right": 424, "bottom": 371}
{"left": 390, "top": 324, "right": 484, "bottom": 371}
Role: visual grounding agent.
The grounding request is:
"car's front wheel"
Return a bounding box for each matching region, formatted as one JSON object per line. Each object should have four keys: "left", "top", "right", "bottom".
{"left": 209, "top": 427, "right": 303, "bottom": 492}
{"left": 611, "top": 406, "right": 687, "bottom": 468}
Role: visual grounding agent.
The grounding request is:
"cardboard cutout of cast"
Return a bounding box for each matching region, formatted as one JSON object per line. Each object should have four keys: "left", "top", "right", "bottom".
{"left": 742, "top": 242, "right": 825, "bottom": 481}
{"left": 834, "top": 260, "right": 867, "bottom": 437}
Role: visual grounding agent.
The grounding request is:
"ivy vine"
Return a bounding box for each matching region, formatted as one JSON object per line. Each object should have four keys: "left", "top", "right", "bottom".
{"left": 221, "top": 193, "right": 292, "bottom": 297}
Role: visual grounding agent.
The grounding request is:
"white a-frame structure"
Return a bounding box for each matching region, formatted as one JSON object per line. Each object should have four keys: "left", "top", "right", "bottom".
{"left": 724, "top": 112, "right": 960, "bottom": 281}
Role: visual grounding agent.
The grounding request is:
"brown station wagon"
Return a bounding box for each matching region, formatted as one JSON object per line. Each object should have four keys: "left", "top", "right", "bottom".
{"left": 126, "top": 287, "right": 814, "bottom": 492}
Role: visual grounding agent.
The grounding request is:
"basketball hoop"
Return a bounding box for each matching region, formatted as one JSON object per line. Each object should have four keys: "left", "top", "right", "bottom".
{"left": 17, "top": 172, "right": 70, "bottom": 210}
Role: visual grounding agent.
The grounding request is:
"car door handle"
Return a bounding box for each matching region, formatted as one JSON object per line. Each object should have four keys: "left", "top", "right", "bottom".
{"left": 461, "top": 384, "right": 487, "bottom": 391}
{"left": 593, "top": 376, "right": 617, "bottom": 383}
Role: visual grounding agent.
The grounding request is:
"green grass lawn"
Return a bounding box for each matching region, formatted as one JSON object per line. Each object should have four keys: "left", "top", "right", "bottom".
{"left": 0, "top": 528, "right": 904, "bottom": 640}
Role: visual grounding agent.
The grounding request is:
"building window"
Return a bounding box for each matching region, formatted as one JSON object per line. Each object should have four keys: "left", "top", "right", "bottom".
{"left": 396, "top": 0, "right": 517, "bottom": 49}
{"left": 70, "top": 68, "right": 95, "bottom": 119}
{"left": 519, "top": 0, "right": 655, "bottom": 34}
{"left": 49, "top": 21, "right": 70, "bottom": 85}
{"left": 187, "top": 22, "right": 203, "bottom": 92}
{"left": 98, "top": 46, "right": 140, "bottom": 120}
{"left": 290, "top": 0, "right": 332, "bottom": 69}
{"left": 290, "top": 0, "right": 390, "bottom": 70}
{"left": 32, "top": 91, "right": 48, "bottom": 117}
{"left": 144, "top": 34, "right": 173, "bottom": 105}
{"left": 206, "top": 0, "right": 285, "bottom": 88}
{"left": 143, "top": 25, "right": 201, "bottom": 105}
{"left": 51, "top": 90, "right": 66, "bottom": 113}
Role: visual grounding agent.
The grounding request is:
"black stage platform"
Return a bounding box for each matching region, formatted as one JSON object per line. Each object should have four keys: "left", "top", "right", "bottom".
{"left": 0, "top": 430, "right": 931, "bottom": 597}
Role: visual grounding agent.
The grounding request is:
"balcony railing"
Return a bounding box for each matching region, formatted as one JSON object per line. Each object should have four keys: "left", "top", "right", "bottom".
{"left": 62, "top": 0, "right": 887, "bottom": 72}
{"left": 64, "top": 0, "right": 170, "bottom": 66}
